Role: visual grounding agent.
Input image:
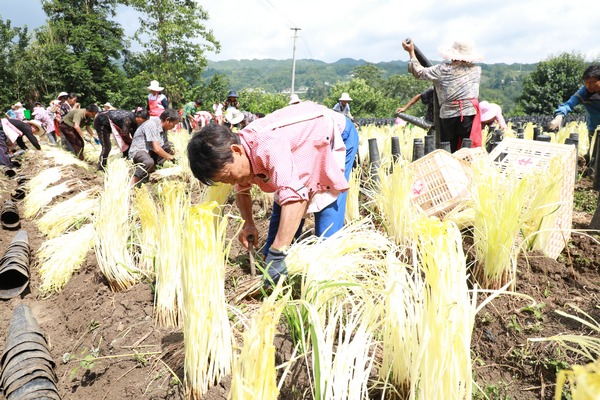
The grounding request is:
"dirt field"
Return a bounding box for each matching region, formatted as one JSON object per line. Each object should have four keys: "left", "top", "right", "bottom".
{"left": 0, "top": 147, "right": 598, "bottom": 400}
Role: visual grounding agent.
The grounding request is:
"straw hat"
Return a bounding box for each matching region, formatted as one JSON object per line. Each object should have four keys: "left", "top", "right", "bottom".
{"left": 479, "top": 101, "right": 500, "bottom": 122}
{"left": 147, "top": 80, "right": 164, "bottom": 91}
{"left": 339, "top": 92, "right": 352, "bottom": 102}
{"left": 439, "top": 39, "right": 483, "bottom": 62}
{"left": 224, "top": 108, "right": 245, "bottom": 125}
{"left": 57, "top": 92, "right": 69, "bottom": 99}
{"left": 103, "top": 102, "right": 115, "bottom": 110}
{"left": 27, "top": 120, "right": 46, "bottom": 136}
{"left": 13, "top": 102, "right": 23, "bottom": 108}
{"left": 289, "top": 94, "right": 300, "bottom": 105}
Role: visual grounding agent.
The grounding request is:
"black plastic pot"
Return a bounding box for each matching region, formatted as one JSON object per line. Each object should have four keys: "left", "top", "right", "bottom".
{"left": 1, "top": 201, "right": 21, "bottom": 230}
{"left": 413, "top": 138, "right": 424, "bottom": 162}
{"left": 0, "top": 230, "right": 31, "bottom": 299}
{"left": 10, "top": 187, "right": 26, "bottom": 202}
{"left": 424, "top": 135, "right": 435, "bottom": 154}
{"left": 0, "top": 305, "right": 59, "bottom": 400}
{"left": 368, "top": 138, "right": 381, "bottom": 185}
{"left": 391, "top": 136, "right": 400, "bottom": 164}
{"left": 462, "top": 138, "right": 473, "bottom": 148}
{"left": 0, "top": 166, "right": 16, "bottom": 178}
{"left": 440, "top": 141, "right": 451, "bottom": 153}
{"left": 536, "top": 134, "right": 551, "bottom": 142}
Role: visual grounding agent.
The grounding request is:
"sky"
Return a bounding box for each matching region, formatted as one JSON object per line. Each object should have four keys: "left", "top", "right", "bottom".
{"left": 1, "top": 0, "right": 598, "bottom": 65}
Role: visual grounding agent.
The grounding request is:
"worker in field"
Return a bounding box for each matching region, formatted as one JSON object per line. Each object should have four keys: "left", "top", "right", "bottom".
{"left": 59, "top": 104, "right": 100, "bottom": 160}
{"left": 332, "top": 92, "right": 353, "bottom": 120}
{"left": 479, "top": 101, "right": 507, "bottom": 130}
{"left": 396, "top": 87, "right": 435, "bottom": 125}
{"left": 182, "top": 99, "right": 203, "bottom": 133}
{"left": 403, "top": 38, "right": 483, "bottom": 152}
{"left": 128, "top": 108, "right": 179, "bottom": 186}
{"left": 94, "top": 108, "right": 149, "bottom": 169}
{"left": 223, "top": 90, "right": 240, "bottom": 111}
{"left": 548, "top": 63, "right": 600, "bottom": 176}
{"left": 147, "top": 80, "right": 168, "bottom": 117}
{"left": 187, "top": 101, "right": 359, "bottom": 285}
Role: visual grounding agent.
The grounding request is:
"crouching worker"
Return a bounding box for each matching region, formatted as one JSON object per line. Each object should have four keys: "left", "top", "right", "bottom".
{"left": 59, "top": 104, "right": 100, "bottom": 160}
{"left": 187, "top": 101, "right": 359, "bottom": 286}
{"left": 129, "top": 109, "right": 179, "bottom": 186}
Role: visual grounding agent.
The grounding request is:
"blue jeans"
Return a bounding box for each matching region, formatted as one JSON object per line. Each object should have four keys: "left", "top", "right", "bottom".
{"left": 263, "top": 117, "right": 359, "bottom": 255}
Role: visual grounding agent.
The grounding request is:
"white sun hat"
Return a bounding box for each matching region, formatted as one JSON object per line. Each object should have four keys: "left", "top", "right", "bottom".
{"left": 439, "top": 38, "right": 483, "bottom": 62}
{"left": 339, "top": 92, "right": 352, "bottom": 101}
{"left": 147, "top": 80, "right": 164, "bottom": 91}
{"left": 225, "top": 108, "right": 245, "bottom": 125}
{"left": 289, "top": 94, "right": 301, "bottom": 105}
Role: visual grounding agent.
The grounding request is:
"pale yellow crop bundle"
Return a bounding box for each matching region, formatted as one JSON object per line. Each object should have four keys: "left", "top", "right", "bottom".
{"left": 36, "top": 189, "right": 99, "bottom": 238}
{"left": 132, "top": 185, "right": 159, "bottom": 273}
{"left": 94, "top": 158, "right": 139, "bottom": 291}
{"left": 230, "top": 284, "right": 290, "bottom": 400}
{"left": 24, "top": 179, "right": 77, "bottom": 218}
{"left": 181, "top": 202, "right": 238, "bottom": 399}
{"left": 153, "top": 181, "right": 190, "bottom": 328}
{"left": 37, "top": 224, "right": 96, "bottom": 295}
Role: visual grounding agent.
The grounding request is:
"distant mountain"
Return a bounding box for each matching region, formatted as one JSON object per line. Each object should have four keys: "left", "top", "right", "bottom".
{"left": 203, "top": 58, "right": 412, "bottom": 94}
{"left": 203, "top": 58, "right": 537, "bottom": 113}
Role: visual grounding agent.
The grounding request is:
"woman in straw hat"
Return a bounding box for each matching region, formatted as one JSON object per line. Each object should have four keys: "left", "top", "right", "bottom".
{"left": 147, "top": 80, "right": 168, "bottom": 117}
{"left": 333, "top": 92, "right": 353, "bottom": 119}
{"left": 403, "top": 38, "right": 482, "bottom": 152}
{"left": 479, "top": 101, "right": 507, "bottom": 130}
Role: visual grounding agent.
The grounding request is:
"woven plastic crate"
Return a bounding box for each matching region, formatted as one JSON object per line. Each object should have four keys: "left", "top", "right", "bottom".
{"left": 408, "top": 149, "right": 471, "bottom": 218}
{"left": 488, "top": 138, "right": 576, "bottom": 259}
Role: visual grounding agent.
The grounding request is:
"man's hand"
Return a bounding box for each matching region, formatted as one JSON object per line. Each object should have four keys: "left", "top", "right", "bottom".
{"left": 396, "top": 106, "right": 407, "bottom": 114}
{"left": 264, "top": 248, "right": 287, "bottom": 286}
{"left": 547, "top": 114, "right": 563, "bottom": 131}
{"left": 239, "top": 225, "right": 259, "bottom": 249}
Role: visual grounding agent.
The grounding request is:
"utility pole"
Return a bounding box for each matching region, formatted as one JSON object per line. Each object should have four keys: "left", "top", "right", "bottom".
{"left": 290, "top": 28, "right": 301, "bottom": 96}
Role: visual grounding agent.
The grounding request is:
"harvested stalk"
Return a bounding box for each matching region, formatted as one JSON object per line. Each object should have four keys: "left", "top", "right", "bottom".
{"left": 95, "top": 158, "right": 139, "bottom": 291}
{"left": 24, "top": 179, "right": 77, "bottom": 218}
{"left": 132, "top": 185, "right": 159, "bottom": 273}
{"left": 36, "top": 189, "right": 98, "bottom": 238}
{"left": 154, "top": 181, "right": 190, "bottom": 328}
{"left": 181, "top": 202, "right": 239, "bottom": 398}
{"left": 37, "top": 224, "right": 96, "bottom": 295}
{"left": 230, "top": 283, "right": 290, "bottom": 400}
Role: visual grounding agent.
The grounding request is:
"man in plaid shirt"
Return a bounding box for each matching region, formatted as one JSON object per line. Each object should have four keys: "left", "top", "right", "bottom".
{"left": 187, "top": 101, "right": 358, "bottom": 285}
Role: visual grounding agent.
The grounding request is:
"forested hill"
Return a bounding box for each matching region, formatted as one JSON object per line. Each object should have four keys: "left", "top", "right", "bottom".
{"left": 203, "top": 58, "right": 538, "bottom": 114}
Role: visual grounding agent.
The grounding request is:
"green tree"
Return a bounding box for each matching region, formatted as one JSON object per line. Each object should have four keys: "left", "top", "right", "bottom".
{"left": 125, "top": 0, "right": 221, "bottom": 107}
{"left": 326, "top": 78, "right": 387, "bottom": 118}
{"left": 517, "top": 52, "right": 588, "bottom": 115}
{"left": 0, "top": 18, "right": 30, "bottom": 110}
{"left": 40, "top": 0, "right": 129, "bottom": 105}
{"left": 238, "top": 89, "right": 287, "bottom": 115}
{"left": 352, "top": 64, "right": 384, "bottom": 88}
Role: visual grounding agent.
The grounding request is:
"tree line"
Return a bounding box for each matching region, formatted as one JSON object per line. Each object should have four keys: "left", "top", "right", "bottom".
{"left": 1, "top": 1, "right": 596, "bottom": 119}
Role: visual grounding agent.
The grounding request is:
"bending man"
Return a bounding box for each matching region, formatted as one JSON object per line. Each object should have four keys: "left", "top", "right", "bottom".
{"left": 187, "top": 101, "right": 359, "bottom": 285}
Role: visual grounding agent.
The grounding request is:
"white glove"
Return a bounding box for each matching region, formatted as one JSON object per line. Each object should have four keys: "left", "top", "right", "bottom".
{"left": 547, "top": 114, "right": 563, "bottom": 131}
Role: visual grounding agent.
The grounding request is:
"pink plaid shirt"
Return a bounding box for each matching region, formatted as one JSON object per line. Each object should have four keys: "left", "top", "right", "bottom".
{"left": 236, "top": 101, "right": 349, "bottom": 211}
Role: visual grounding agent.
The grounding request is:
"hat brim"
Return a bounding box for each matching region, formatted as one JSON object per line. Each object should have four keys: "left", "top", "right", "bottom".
{"left": 28, "top": 122, "right": 46, "bottom": 136}
{"left": 147, "top": 86, "right": 164, "bottom": 91}
{"left": 225, "top": 111, "right": 245, "bottom": 125}
{"left": 438, "top": 45, "right": 483, "bottom": 62}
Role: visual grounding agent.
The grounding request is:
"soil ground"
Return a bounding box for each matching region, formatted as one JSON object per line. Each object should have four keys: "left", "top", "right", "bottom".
{"left": 0, "top": 148, "right": 598, "bottom": 400}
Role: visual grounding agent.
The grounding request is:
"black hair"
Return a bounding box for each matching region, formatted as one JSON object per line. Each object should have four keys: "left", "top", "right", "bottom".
{"left": 68, "top": 93, "right": 78, "bottom": 99}
{"left": 160, "top": 108, "right": 181, "bottom": 122}
{"left": 187, "top": 124, "right": 240, "bottom": 185}
{"left": 34, "top": 102, "right": 42, "bottom": 107}
{"left": 194, "top": 99, "right": 203, "bottom": 106}
{"left": 135, "top": 109, "right": 149, "bottom": 120}
{"left": 86, "top": 104, "right": 100, "bottom": 113}
{"left": 583, "top": 64, "right": 600, "bottom": 80}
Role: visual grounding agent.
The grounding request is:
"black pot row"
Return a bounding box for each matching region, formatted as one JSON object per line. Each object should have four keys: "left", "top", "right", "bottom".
{"left": 0, "top": 305, "right": 60, "bottom": 399}
{"left": 0, "top": 230, "right": 30, "bottom": 300}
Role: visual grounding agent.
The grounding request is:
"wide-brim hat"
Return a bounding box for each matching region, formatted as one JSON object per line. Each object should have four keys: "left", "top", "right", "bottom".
{"left": 13, "top": 102, "right": 23, "bottom": 108}
{"left": 103, "top": 102, "right": 112, "bottom": 108}
{"left": 225, "top": 109, "right": 245, "bottom": 125}
{"left": 27, "top": 120, "right": 46, "bottom": 136}
{"left": 439, "top": 39, "right": 483, "bottom": 62}
{"left": 57, "top": 92, "right": 68, "bottom": 99}
{"left": 339, "top": 92, "right": 352, "bottom": 101}
{"left": 147, "top": 80, "right": 164, "bottom": 91}
{"left": 479, "top": 101, "right": 500, "bottom": 122}
{"left": 227, "top": 90, "right": 238, "bottom": 98}
{"left": 289, "top": 94, "right": 300, "bottom": 105}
